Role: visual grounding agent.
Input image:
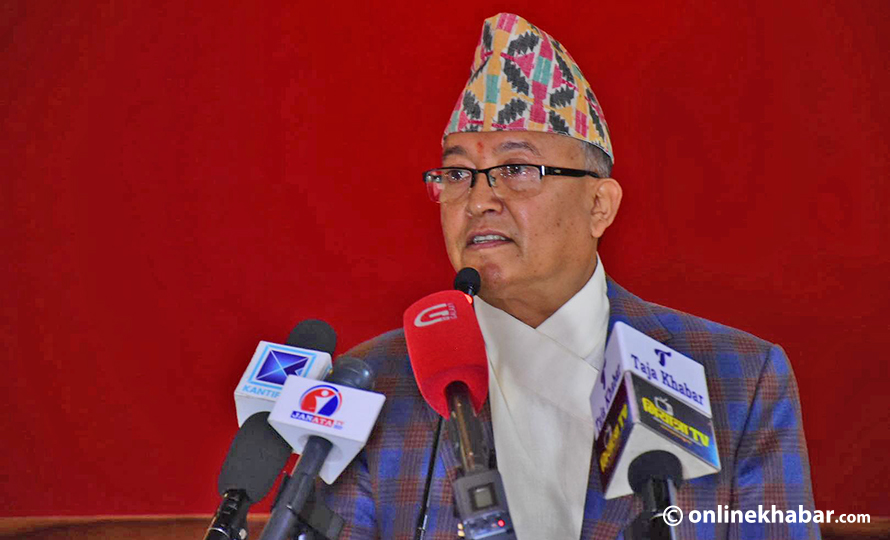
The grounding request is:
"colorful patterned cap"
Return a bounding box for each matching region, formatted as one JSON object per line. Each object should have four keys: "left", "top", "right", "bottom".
{"left": 444, "top": 13, "right": 613, "bottom": 162}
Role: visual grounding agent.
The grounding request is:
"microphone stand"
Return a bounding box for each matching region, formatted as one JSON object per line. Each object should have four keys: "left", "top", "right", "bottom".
{"left": 446, "top": 382, "right": 488, "bottom": 473}
{"left": 259, "top": 460, "right": 345, "bottom": 540}
{"left": 446, "top": 382, "right": 516, "bottom": 539}
{"left": 204, "top": 489, "right": 251, "bottom": 540}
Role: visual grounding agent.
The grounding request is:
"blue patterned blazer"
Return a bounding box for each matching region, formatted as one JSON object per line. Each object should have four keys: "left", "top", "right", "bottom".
{"left": 317, "top": 278, "right": 819, "bottom": 539}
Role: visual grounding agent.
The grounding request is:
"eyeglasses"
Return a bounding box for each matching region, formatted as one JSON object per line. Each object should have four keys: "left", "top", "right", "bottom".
{"left": 422, "top": 164, "right": 600, "bottom": 203}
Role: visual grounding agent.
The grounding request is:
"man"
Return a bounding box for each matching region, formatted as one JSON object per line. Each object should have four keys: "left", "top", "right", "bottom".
{"left": 318, "top": 13, "right": 817, "bottom": 539}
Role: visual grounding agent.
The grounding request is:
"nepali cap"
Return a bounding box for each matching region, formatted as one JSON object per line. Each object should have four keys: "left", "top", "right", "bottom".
{"left": 444, "top": 13, "right": 613, "bottom": 162}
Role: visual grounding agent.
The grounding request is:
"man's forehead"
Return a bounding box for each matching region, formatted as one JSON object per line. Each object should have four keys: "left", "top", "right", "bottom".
{"left": 442, "top": 132, "right": 579, "bottom": 160}
{"left": 442, "top": 140, "right": 542, "bottom": 160}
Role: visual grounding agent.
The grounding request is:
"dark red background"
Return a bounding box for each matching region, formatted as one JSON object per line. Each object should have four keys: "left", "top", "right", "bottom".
{"left": 2, "top": 0, "right": 888, "bottom": 517}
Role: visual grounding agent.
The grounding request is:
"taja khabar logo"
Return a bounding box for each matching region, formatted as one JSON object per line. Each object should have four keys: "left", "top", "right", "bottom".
{"left": 290, "top": 384, "right": 344, "bottom": 429}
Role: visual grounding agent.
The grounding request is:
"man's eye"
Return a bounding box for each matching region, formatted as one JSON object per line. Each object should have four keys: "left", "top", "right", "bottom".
{"left": 443, "top": 169, "right": 470, "bottom": 183}
{"left": 501, "top": 165, "right": 529, "bottom": 177}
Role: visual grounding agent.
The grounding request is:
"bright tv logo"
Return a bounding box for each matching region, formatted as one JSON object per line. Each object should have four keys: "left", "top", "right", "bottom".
{"left": 290, "top": 384, "right": 344, "bottom": 429}
{"left": 414, "top": 303, "right": 457, "bottom": 327}
{"left": 655, "top": 395, "right": 674, "bottom": 416}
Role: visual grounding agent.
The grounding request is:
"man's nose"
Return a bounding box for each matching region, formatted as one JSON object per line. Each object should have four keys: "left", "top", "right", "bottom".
{"left": 466, "top": 172, "right": 503, "bottom": 215}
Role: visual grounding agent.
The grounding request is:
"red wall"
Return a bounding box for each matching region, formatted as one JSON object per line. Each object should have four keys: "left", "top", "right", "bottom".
{"left": 2, "top": 0, "right": 888, "bottom": 517}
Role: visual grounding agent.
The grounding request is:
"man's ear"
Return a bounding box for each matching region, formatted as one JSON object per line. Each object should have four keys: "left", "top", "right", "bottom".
{"left": 589, "top": 178, "right": 622, "bottom": 238}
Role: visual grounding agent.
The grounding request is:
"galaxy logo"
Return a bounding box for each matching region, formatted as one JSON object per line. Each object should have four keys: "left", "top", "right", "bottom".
{"left": 290, "top": 384, "right": 344, "bottom": 429}
{"left": 413, "top": 302, "right": 457, "bottom": 327}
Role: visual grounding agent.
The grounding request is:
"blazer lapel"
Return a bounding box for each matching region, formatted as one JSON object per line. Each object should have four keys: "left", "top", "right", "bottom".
{"left": 579, "top": 277, "right": 674, "bottom": 538}
{"left": 605, "top": 276, "right": 673, "bottom": 346}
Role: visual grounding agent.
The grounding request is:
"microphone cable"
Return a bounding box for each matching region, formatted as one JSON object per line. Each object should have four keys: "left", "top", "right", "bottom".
{"left": 414, "top": 416, "right": 444, "bottom": 540}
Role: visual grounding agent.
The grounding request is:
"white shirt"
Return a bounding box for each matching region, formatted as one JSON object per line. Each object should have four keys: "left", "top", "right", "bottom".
{"left": 473, "top": 257, "right": 610, "bottom": 539}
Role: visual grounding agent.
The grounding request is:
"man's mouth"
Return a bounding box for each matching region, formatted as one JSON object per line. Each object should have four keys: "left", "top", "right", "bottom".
{"left": 466, "top": 232, "right": 513, "bottom": 247}
{"left": 472, "top": 234, "right": 508, "bottom": 244}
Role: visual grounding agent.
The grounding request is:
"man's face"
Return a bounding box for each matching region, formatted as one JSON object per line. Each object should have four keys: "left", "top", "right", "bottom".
{"left": 440, "top": 131, "right": 602, "bottom": 315}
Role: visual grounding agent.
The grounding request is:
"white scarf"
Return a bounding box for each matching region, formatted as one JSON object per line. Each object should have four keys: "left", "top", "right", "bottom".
{"left": 473, "top": 257, "right": 609, "bottom": 539}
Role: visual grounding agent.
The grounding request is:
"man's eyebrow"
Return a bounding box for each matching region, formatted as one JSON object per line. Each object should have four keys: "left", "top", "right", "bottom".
{"left": 494, "top": 140, "right": 542, "bottom": 157}
{"left": 442, "top": 146, "right": 468, "bottom": 160}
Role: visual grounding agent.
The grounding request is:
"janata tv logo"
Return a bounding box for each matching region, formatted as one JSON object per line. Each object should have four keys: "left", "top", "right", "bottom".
{"left": 289, "top": 384, "right": 345, "bottom": 430}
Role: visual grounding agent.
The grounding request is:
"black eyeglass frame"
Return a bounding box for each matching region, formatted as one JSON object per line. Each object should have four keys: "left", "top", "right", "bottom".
{"left": 421, "top": 164, "right": 601, "bottom": 202}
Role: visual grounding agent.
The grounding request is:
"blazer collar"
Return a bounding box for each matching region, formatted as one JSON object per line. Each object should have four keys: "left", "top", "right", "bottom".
{"left": 605, "top": 275, "right": 673, "bottom": 346}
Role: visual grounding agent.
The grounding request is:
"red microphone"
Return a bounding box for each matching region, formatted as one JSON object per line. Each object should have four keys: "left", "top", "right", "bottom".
{"left": 403, "top": 289, "right": 487, "bottom": 417}
{"left": 404, "top": 269, "right": 517, "bottom": 538}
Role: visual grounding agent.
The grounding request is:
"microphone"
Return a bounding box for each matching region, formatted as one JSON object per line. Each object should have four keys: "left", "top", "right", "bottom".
{"left": 624, "top": 451, "right": 684, "bottom": 540}
{"left": 234, "top": 319, "right": 336, "bottom": 425}
{"left": 403, "top": 292, "right": 487, "bottom": 418}
{"left": 204, "top": 411, "right": 292, "bottom": 540}
{"left": 454, "top": 266, "right": 481, "bottom": 297}
{"left": 590, "top": 322, "right": 721, "bottom": 539}
{"left": 261, "top": 356, "right": 384, "bottom": 540}
{"left": 404, "top": 268, "right": 516, "bottom": 540}
{"left": 205, "top": 319, "right": 338, "bottom": 540}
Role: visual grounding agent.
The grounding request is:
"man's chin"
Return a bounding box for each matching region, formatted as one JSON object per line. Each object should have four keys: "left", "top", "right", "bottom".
{"left": 472, "top": 262, "right": 511, "bottom": 298}
{"left": 452, "top": 251, "right": 516, "bottom": 295}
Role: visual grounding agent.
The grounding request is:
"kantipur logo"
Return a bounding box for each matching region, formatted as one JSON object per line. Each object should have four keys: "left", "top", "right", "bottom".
{"left": 254, "top": 350, "right": 310, "bottom": 386}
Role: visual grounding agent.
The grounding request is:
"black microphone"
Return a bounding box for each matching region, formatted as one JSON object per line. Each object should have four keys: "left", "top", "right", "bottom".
{"left": 449, "top": 269, "right": 489, "bottom": 474}
{"left": 287, "top": 319, "right": 338, "bottom": 355}
{"left": 259, "top": 356, "right": 376, "bottom": 540}
{"left": 204, "top": 411, "right": 292, "bottom": 540}
{"left": 454, "top": 267, "right": 481, "bottom": 297}
{"left": 624, "top": 451, "right": 683, "bottom": 540}
{"left": 590, "top": 322, "right": 721, "bottom": 539}
{"left": 206, "top": 319, "right": 338, "bottom": 540}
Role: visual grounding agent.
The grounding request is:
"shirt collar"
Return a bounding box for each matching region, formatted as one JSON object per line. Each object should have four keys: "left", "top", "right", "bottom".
{"left": 535, "top": 255, "right": 609, "bottom": 367}
{"left": 474, "top": 255, "right": 609, "bottom": 368}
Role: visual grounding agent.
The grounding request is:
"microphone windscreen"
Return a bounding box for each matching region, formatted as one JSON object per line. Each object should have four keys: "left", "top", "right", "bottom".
{"left": 328, "top": 356, "right": 375, "bottom": 391}
{"left": 403, "top": 290, "right": 488, "bottom": 417}
{"left": 287, "top": 319, "right": 337, "bottom": 354}
{"left": 454, "top": 267, "right": 481, "bottom": 296}
{"left": 218, "top": 411, "right": 292, "bottom": 501}
{"left": 627, "top": 450, "right": 684, "bottom": 494}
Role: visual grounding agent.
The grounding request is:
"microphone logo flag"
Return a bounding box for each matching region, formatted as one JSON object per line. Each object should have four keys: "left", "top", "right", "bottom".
{"left": 591, "top": 322, "right": 721, "bottom": 499}
{"left": 234, "top": 341, "right": 332, "bottom": 426}
{"left": 270, "top": 374, "right": 386, "bottom": 484}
